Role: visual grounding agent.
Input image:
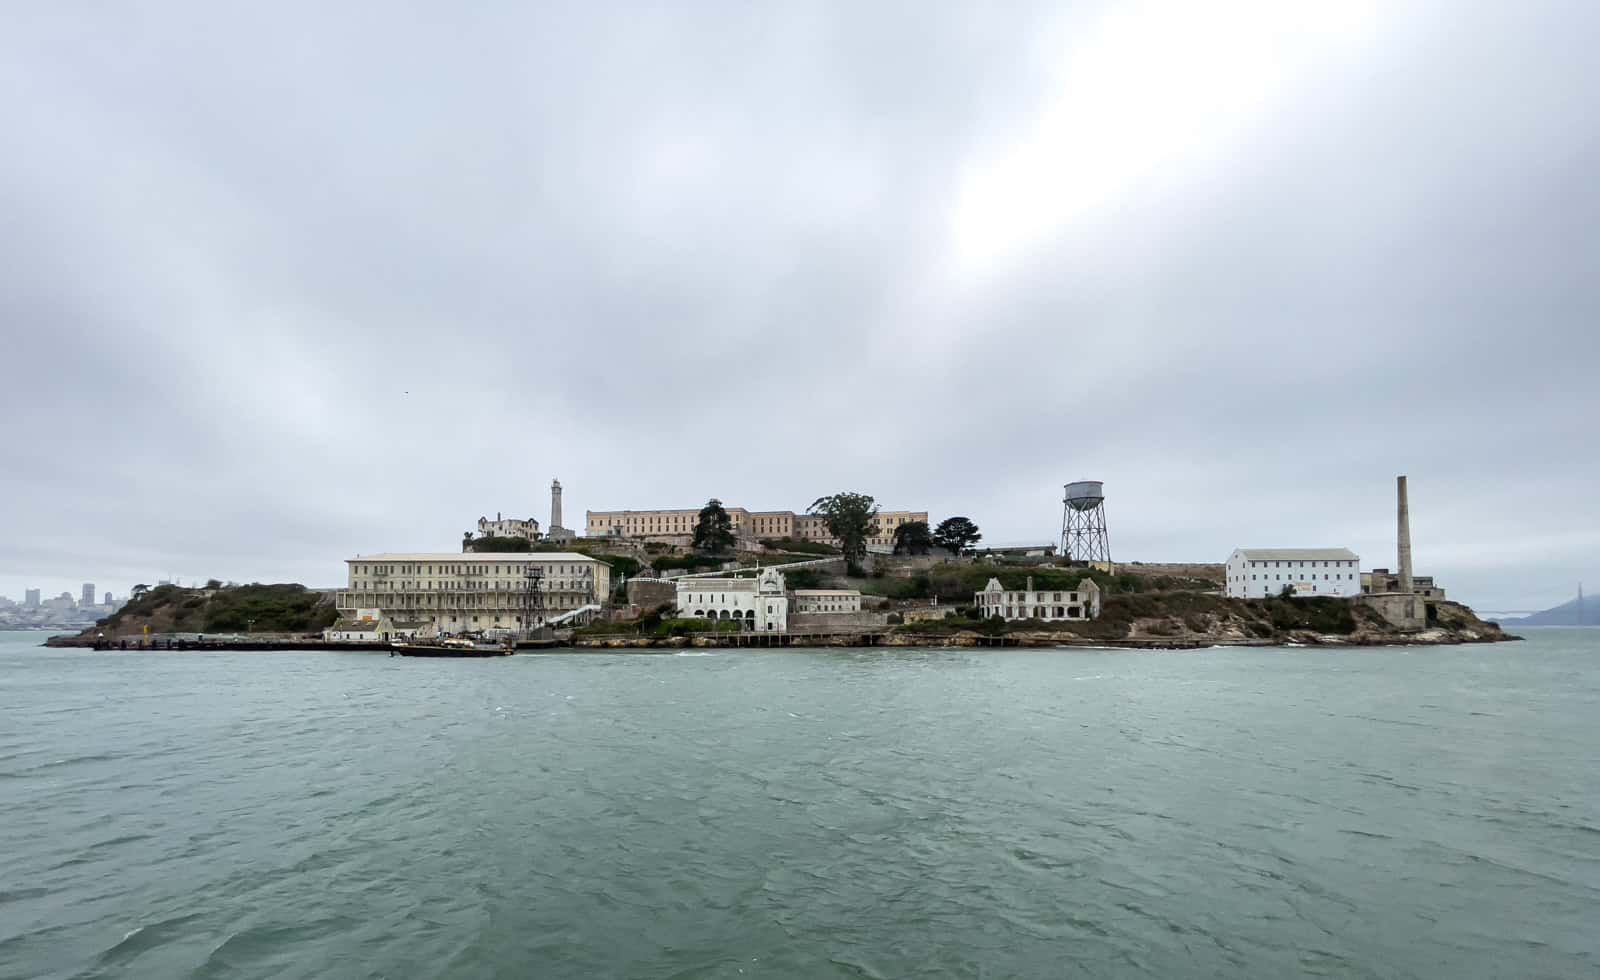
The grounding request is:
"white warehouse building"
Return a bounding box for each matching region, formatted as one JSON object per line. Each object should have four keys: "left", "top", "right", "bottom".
{"left": 1225, "top": 548, "right": 1361, "bottom": 599}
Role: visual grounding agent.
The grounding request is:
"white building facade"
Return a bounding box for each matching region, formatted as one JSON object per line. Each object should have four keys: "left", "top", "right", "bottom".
{"left": 1225, "top": 548, "right": 1361, "bottom": 598}
{"left": 792, "top": 589, "right": 863, "bottom": 614}
{"left": 336, "top": 553, "right": 610, "bottom": 633}
{"left": 974, "top": 577, "right": 1102, "bottom": 621}
{"left": 324, "top": 620, "right": 380, "bottom": 643}
{"left": 477, "top": 513, "right": 541, "bottom": 541}
{"left": 675, "top": 568, "right": 789, "bottom": 631}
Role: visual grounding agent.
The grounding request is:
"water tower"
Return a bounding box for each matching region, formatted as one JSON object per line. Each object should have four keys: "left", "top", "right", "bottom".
{"left": 1060, "top": 481, "right": 1111, "bottom": 563}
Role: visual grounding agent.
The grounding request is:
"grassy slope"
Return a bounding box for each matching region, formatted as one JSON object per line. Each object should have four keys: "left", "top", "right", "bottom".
{"left": 91, "top": 583, "right": 339, "bottom": 635}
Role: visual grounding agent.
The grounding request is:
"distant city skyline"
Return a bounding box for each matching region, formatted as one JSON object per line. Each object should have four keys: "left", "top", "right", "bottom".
{"left": 2, "top": 580, "right": 141, "bottom": 606}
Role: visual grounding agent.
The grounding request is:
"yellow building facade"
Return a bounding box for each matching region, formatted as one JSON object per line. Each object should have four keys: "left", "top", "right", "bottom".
{"left": 586, "top": 506, "right": 928, "bottom": 550}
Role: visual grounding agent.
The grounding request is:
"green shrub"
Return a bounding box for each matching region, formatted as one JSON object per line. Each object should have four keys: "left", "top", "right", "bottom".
{"left": 1264, "top": 596, "right": 1356, "bottom": 634}
{"left": 96, "top": 582, "right": 336, "bottom": 634}
{"left": 466, "top": 536, "right": 533, "bottom": 553}
{"left": 600, "top": 555, "right": 644, "bottom": 580}
{"left": 202, "top": 584, "right": 338, "bottom": 632}
{"left": 651, "top": 554, "right": 726, "bottom": 572}
{"left": 856, "top": 575, "right": 931, "bottom": 601}
{"left": 654, "top": 617, "right": 724, "bottom": 637}
{"left": 786, "top": 569, "right": 824, "bottom": 589}
{"left": 572, "top": 621, "right": 640, "bottom": 637}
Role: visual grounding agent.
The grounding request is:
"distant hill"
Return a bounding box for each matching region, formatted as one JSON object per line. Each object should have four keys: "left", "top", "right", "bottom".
{"left": 1500, "top": 595, "right": 1593, "bottom": 627}
{"left": 83, "top": 583, "right": 338, "bottom": 637}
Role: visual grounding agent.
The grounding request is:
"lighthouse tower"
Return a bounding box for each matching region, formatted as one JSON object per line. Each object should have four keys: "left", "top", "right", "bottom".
{"left": 546, "top": 479, "right": 574, "bottom": 542}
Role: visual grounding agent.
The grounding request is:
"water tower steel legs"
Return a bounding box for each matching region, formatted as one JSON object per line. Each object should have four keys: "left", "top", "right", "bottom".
{"left": 1060, "top": 499, "right": 1112, "bottom": 564}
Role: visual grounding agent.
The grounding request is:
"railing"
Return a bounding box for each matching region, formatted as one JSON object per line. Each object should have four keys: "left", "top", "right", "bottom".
{"left": 672, "top": 555, "right": 846, "bottom": 580}
{"left": 546, "top": 604, "right": 602, "bottom": 626}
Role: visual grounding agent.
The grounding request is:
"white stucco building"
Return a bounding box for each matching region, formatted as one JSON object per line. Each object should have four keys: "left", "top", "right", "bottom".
{"left": 323, "top": 616, "right": 435, "bottom": 643}
{"left": 675, "top": 567, "right": 789, "bottom": 631}
{"left": 974, "top": 576, "right": 1101, "bottom": 622}
{"left": 1225, "top": 548, "right": 1361, "bottom": 598}
{"left": 336, "top": 553, "right": 610, "bottom": 633}
{"left": 477, "top": 513, "right": 541, "bottom": 542}
{"left": 324, "top": 620, "right": 381, "bottom": 643}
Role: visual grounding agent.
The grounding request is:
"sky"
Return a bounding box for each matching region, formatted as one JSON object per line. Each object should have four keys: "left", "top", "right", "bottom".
{"left": 2, "top": 1, "right": 1595, "bottom": 612}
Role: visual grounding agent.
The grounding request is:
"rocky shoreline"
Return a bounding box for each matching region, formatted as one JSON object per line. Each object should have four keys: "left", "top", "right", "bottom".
{"left": 40, "top": 591, "right": 1515, "bottom": 652}
{"left": 567, "top": 624, "right": 1516, "bottom": 651}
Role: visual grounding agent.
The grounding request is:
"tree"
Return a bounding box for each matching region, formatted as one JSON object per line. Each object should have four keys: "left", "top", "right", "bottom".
{"left": 808, "top": 492, "right": 879, "bottom": 563}
{"left": 693, "top": 498, "right": 735, "bottom": 553}
{"left": 462, "top": 531, "right": 474, "bottom": 552}
{"left": 467, "top": 535, "right": 533, "bottom": 553}
{"left": 892, "top": 520, "right": 933, "bottom": 555}
{"left": 131, "top": 584, "right": 150, "bottom": 598}
{"left": 933, "top": 516, "right": 982, "bottom": 554}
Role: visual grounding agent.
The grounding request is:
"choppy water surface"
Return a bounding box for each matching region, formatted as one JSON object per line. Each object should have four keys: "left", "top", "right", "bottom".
{"left": 1, "top": 629, "right": 1596, "bottom": 979}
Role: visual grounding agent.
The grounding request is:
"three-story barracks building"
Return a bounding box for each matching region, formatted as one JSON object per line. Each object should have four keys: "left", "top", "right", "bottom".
{"left": 1224, "top": 548, "right": 1361, "bottom": 598}
{"left": 337, "top": 553, "right": 610, "bottom": 633}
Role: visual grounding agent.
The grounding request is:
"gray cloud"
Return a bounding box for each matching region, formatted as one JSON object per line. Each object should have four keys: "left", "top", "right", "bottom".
{"left": 2, "top": 1, "right": 1595, "bottom": 611}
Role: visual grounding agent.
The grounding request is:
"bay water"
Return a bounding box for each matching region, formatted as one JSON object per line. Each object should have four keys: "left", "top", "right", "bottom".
{"left": 1, "top": 629, "right": 1596, "bottom": 978}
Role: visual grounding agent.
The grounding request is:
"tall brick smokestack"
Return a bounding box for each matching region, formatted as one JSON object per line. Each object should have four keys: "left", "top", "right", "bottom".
{"left": 1397, "top": 475, "right": 1413, "bottom": 594}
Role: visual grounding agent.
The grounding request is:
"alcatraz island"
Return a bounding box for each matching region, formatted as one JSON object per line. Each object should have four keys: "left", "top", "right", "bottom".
{"left": 48, "top": 476, "right": 1511, "bottom": 652}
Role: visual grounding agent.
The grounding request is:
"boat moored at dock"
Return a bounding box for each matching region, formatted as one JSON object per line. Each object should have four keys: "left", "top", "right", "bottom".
{"left": 391, "top": 636, "right": 514, "bottom": 658}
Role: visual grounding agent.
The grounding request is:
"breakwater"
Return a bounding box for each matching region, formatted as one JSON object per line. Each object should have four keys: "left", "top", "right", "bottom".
{"left": 48, "top": 635, "right": 388, "bottom": 652}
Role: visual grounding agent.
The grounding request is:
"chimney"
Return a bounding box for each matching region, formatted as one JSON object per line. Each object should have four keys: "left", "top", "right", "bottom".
{"left": 1026, "top": 575, "right": 1034, "bottom": 594}
{"left": 1397, "top": 475, "right": 1413, "bottom": 594}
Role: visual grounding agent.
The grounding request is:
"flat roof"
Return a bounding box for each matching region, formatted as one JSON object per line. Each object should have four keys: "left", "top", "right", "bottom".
{"left": 793, "top": 589, "right": 862, "bottom": 596}
{"left": 348, "top": 553, "right": 603, "bottom": 563}
{"left": 1235, "top": 548, "right": 1358, "bottom": 561}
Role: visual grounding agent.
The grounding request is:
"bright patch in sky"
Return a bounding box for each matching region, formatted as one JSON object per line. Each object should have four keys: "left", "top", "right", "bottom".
{"left": 949, "top": 0, "right": 1380, "bottom": 280}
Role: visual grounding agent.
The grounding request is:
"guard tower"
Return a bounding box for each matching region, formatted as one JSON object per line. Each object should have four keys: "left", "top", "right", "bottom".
{"left": 1060, "top": 481, "right": 1111, "bottom": 564}
{"left": 520, "top": 563, "right": 545, "bottom": 636}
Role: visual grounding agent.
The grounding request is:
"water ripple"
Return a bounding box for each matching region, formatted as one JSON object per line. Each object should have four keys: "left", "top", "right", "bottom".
{"left": 0, "top": 634, "right": 1596, "bottom": 978}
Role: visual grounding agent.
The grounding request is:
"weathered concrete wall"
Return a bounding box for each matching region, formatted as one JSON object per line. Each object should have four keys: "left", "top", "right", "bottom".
{"left": 627, "top": 578, "right": 677, "bottom": 610}
{"left": 1357, "top": 593, "right": 1426, "bottom": 631}
{"left": 871, "top": 554, "right": 958, "bottom": 577}
{"left": 584, "top": 539, "right": 649, "bottom": 559}
{"left": 788, "top": 611, "right": 889, "bottom": 631}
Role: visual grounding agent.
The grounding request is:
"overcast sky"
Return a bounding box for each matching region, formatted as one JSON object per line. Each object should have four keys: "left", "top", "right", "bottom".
{"left": 3, "top": 1, "right": 1595, "bottom": 612}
